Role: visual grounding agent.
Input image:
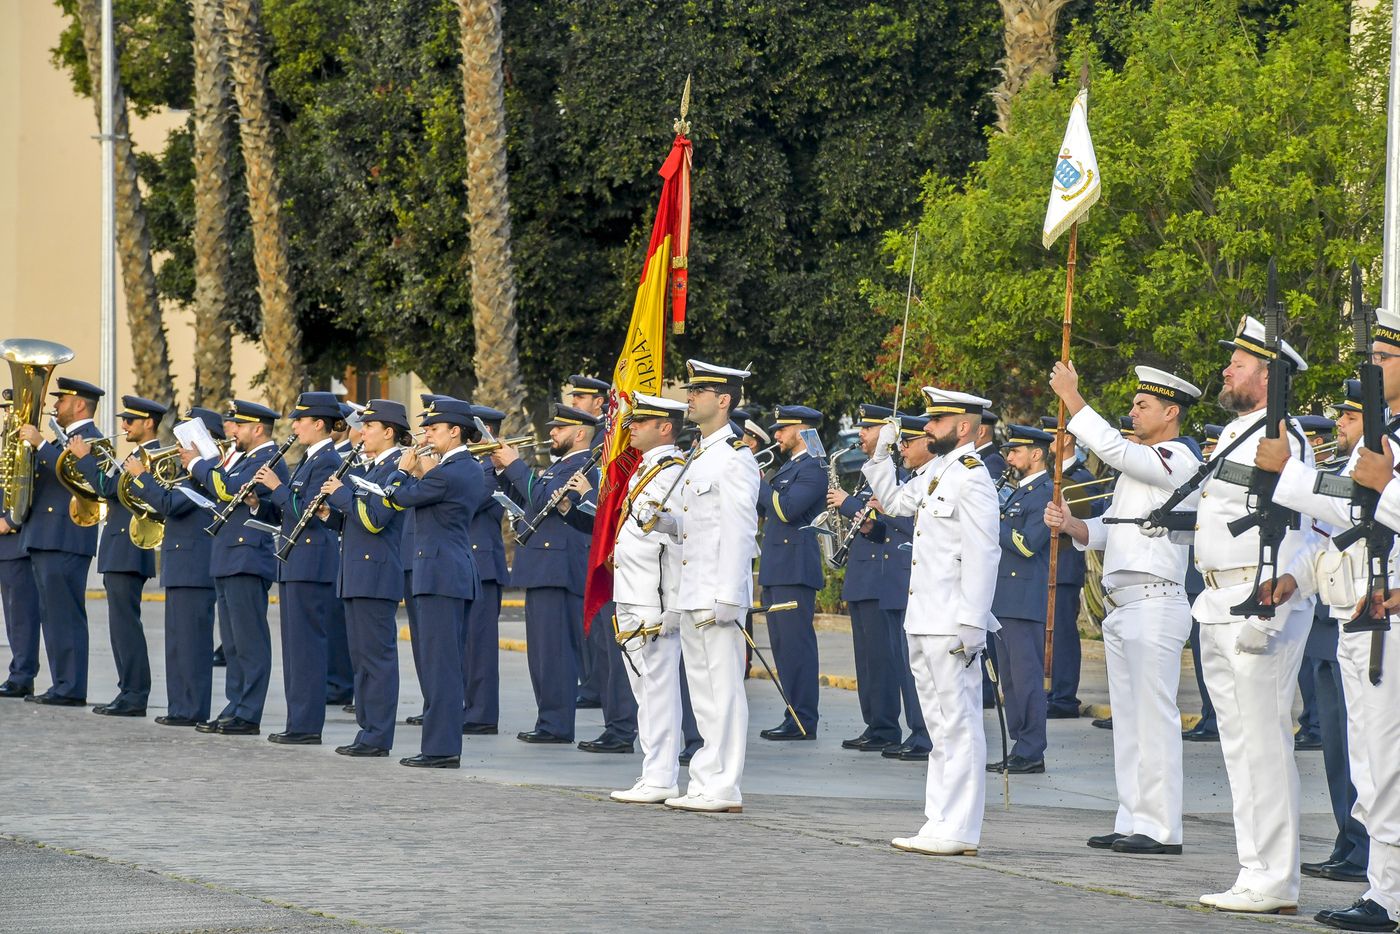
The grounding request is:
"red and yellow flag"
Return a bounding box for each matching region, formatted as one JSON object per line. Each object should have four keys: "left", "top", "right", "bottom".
{"left": 582, "top": 132, "right": 692, "bottom": 626}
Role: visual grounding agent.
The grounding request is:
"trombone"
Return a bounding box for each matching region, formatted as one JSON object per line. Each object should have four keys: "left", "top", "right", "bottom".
{"left": 468, "top": 434, "right": 543, "bottom": 457}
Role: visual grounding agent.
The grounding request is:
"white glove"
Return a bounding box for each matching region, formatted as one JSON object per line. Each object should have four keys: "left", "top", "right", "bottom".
{"left": 869, "top": 420, "right": 899, "bottom": 462}
{"left": 635, "top": 502, "right": 679, "bottom": 538}
{"left": 1234, "top": 620, "right": 1274, "bottom": 655}
{"left": 1138, "top": 522, "right": 1168, "bottom": 539}
{"left": 660, "top": 610, "right": 681, "bottom": 637}
{"left": 714, "top": 602, "right": 746, "bottom": 626}
{"left": 957, "top": 624, "right": 987, "bottom": 656}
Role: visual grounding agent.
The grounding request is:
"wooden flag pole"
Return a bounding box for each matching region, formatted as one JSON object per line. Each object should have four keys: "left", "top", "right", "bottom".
{"left": 1044, "top": 220, "right": 1077, "bottom": 679}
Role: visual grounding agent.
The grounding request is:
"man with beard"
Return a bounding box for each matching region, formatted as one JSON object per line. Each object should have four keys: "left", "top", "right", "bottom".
{"left": 564, "top": 375, "right": 611, "bottom": 711}
{"left": 863, "top": 387, "right": 1000, "bottom": 856}
{"left": 1045, "top": 364, "right": 1203, "bottom": 855}
{"left": 1191, "top": 316, "right": 1316, "bottom": 915}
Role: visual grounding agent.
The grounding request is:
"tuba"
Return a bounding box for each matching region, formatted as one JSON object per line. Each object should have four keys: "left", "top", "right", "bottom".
{"left": 0, "top": 339, "right": 75, "bottom": 524}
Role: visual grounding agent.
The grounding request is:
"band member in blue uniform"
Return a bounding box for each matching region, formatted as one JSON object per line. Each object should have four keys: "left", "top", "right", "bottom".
{"left": 123, "top": 407, "right": 225, "bottom": 725}
{"left": 493, "top": 403, "right": 599, "bottom": 744}
{"left": 0, "top": 392, "right": 42, "bottom": 699}
{"left": 986, "top": 425, "right": 1056, "bottom": 774}
{"left": 462, "top": 405, "right": 510, "bottom": 735}
{"left": 828, "top": 404, "right": 902, "bottom": 753}
{"left": 182, "top": 399, "right": 288, "bottom": 735}
{"left": 1037, "top": 414, "right": 1107, "bottom": 718}
{"left": 385, "top": 397, "right": 482, "bottom": 768}
{"left": 67, "top": 394, "right": 166, "bottom": 716}
{"left": 322, "top": 402, "right": 360, "bottom": 708}
{"left": 565, "top": 375, "right": 610, "bottom": 709}
{"left": 252, "top": 392, "right": 345, "bottom": 746}
{"left": 17, "top": 377, "right": 105, "bottom": 706}
{"left": 879, "top": 415, "right": 935, "bottom": 761}
{"left": 976, "top": 408, "right": 1007, "bottom": 478}
{"left": 402, "top": 393, "right": 447, "bottom": 727}
{"left": 322, "top": 399, "right": 410, "bottom": 756}
{"left": 756, "top": 405, "right": 827, "bottom": 740}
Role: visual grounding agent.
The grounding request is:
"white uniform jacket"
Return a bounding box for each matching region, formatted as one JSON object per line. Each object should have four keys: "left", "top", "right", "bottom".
{"left": 1068, "top": 407, "right": 1200, "bottom": 587}
{"left": 862, "top": 441, "right": 1000, "bottom": 637}
{"left": 671, "top": 425, "right": 760, "bottom": 612}
{"left": 1193, "top": 408, "right": 1316, "bottom": 629}
{"left": 613, "top": 444, "right": 686, "bottom": 609}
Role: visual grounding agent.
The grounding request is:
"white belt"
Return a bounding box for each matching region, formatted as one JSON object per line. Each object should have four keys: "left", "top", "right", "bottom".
{"left": 1202, "top": 566, "right": 1257, "bottom": 590}
{"left": 1105, "top": 580, "right": 1185, "bottom": 610}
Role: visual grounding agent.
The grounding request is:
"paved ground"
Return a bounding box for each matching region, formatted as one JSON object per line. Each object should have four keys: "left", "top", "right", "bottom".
{"left": 0, "top": 593, "right": 1360, "bottom": 933}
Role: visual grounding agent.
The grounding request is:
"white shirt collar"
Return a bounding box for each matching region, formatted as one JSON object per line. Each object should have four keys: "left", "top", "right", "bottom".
{"left": 248, "top": 440, "right": 275, "bottom": 455}
{"left": 305, "top": 437, "right": 333, "bottom": 457}
{"left": 699, "top": 424, "right": 736, "bottom": 450}
{"left": 66, "top": 418, "right": 94, "bottom": 434}
{"left": 438, "top": 444, "right": 469, "bottom": 464}
{"left": 372, "top": 446, "right": 399, "bottom": 466}
{"left": 641, "top": 443, "right": 680, "bottom": 466}
{"left": 1018, "top": 469, "right": 1047, "bottom": 487}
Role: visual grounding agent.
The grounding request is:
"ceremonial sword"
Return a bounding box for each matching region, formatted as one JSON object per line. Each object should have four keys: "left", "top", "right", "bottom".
{"left": 697, "top": 600, "right": 804, "bottom": 736}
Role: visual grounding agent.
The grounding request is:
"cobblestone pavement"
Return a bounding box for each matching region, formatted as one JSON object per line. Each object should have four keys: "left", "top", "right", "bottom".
{"left": 0, "top": 600, "right": 1358, "bottom": 932}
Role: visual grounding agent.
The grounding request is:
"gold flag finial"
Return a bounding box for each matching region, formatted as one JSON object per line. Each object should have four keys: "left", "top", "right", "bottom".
{"left": 674, "top": 74, "right": 692, "bottom": 136}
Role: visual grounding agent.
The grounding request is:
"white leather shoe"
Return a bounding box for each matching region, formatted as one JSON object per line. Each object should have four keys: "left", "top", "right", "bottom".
{"left": 1199, "top": 887, "right": 1297, "bottom": 915}
{"left": 663, "top": 792, "right": 742, "bottom": 813}
{"left": 891, "top": 835, "right": 978, "bottom": 856}
{"left": 610, "top": 781, "right": 679, "bottom": 804}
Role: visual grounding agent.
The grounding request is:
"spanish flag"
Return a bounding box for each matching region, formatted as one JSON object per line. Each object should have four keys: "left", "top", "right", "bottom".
{"left": 582, "top": 130, "right": 692, "bottom": 626}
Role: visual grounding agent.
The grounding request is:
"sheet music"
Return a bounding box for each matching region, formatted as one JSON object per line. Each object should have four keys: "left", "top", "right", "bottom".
{"left": 174, "top": 418, "right": 221, "bottom": 460}
{"left": 347, "top": 474, "right": 388, "bottom": 498}
{"left": 174, "top": 486, "right": 216, "bottom": 510}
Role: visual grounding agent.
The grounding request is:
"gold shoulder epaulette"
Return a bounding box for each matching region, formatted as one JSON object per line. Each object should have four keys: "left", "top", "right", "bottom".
{"left": 661, "top": 455, "right": 687, "bottom": 468}
{"left": 959, "top": 455, "right": 981, "bottom": 470}
{"left": 729, "top": 437, "right": 747, "bottom": 451}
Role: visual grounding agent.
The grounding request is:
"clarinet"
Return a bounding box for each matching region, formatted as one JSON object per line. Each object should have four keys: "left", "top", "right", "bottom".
{"left": 205, "top": 435, "right": 296, "bottom": 535}
{"left": 830, "top": 486, "right": 875, "bottom": 569}
{"left": 516, "top": 447, "right": 602, "bottom": 545}
{"left": 275, "top": 441, "right": 365, "bottom": 562}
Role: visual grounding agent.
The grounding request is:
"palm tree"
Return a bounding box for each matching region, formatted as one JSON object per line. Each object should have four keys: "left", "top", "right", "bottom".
{"left": 991, "top": 0, "right": 1073, "bottom": 133}
{"left": 75, "top": 0, "right": 176, "bottom": 414}
{"left": 190, "top": 0, "right": 235, "bottom": 409}
{"left": 458, "top": 0, "right": 527, "bottom": 433}
{"left": 223, "top": 0, "right": 303, "bottom": 418}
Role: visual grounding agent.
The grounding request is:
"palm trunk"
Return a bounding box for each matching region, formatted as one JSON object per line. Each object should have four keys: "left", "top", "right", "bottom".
{"left": 991, "top": 0, "right": 1073, "bottom": 133}
{"left": 76, "top": 0, "right": 175, "bottom": 414}
{"left": 223, "top": 0, "right": 303, "bottom": 418}
{"left": 191, "top": 0, "right": 235, "bottom": 409}
{"left": 458, "top": 0, "right": 527, "bottom": 433}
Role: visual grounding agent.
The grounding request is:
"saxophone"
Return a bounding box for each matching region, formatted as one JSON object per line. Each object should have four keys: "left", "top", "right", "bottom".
{"left": 811, "top": 446, "right": 854, "bottom": 570}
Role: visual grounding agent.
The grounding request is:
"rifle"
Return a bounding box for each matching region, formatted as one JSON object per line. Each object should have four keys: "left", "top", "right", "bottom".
{"left": 1329, "top": 262, "right": 1391, "bottom": 684}
{"left": 1217, "top": 258, "right": 1299, "bottom": 619}
{"left": 275, "top": 441, "right": 365, "bottom": 562}
{"left": 205, "top": 435, "right": 296, "bottom": 535}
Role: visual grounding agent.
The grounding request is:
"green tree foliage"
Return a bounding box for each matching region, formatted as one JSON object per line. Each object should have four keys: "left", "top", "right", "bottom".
{"left": 51, "top": 0, "right": 1003, "bottom": 407}
{"left": 868, "top": 0, "right": 1387, "bottom": 429}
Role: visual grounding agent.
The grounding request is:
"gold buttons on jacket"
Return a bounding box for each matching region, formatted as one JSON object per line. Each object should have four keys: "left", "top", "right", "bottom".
{"left": 364, "top": 554, "right": 370, "bottom": 560}
{"left": 238, "top": 537, "right": 245, "bottom": 543}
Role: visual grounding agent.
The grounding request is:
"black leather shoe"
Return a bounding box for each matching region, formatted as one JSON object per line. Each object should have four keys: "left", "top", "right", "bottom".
{"left": 897, "top": 747, "right": 930, "bottom": 761}
{"left": 214, "top": 717, "right": 260, "bottom": 735}
{"left": 1047, "top": 706, "right": 1081, "bottom": 719}
{"left": 462, "top": 722, "right": 498, "bottom": 735}
{"left": 195, "top": 718, "right": 227, "bottom": 733}
{"left": 269, "top": 731, "right": 322, "bottom": 745}
{"left": 25, "top": 692, "right": 86, "bottom": 707}
{"left": 883, "top": 743, "right": 912, "bottom": 759}
{"left": 678, "top": 745, "right": 700, "bottom": 765}
{"left": 0, "top": 681, "right": 34, "bottom": 698}
{"left": 341, "top": 704, "right": 356, "bottom": 714}
{"left": 1091, "top": 716, "right": 1113, "bottom": 730}
{"left": 405, "top": 714, "right": 425, "bottom": 726}
{"left": 574, "top": 696, "right": 602, "bottom": 709}
{"left": 336, "top": 742, "right": 389, "bottom": 757}
{"left": 841, "top": 733, "right": 870, "bottom": 749}
{"left": 986, "top": 758, "right": 1007, "bottom": 772}
{"left": 1316, "top": 899, "right": 1397, "bottom": 931}
{"left": 1295, "top": 730, "right": 1324, "bottom": 751}
{"left": 857, "top": 736, "right": 898, "bottom": 752}
{"left": 93, "top": 702, "right": 146, "bottom": 717}
{"left": 1318, "top": 860, "right": 1370, "bottom": 883}
{"left": 1111, "top": 833, "right": 1182, "bottom": 855}
{"left": 212, "top": 645, "right": 226, "bottom": 667}
{"left": 326, "top": 693, "right": 353, "bottom": 706}
{"left": 400, "top": 754, "right": 460, "bottom": 769}
{"left": 516, "top": 730, "right": 571, "bottom": 744}
{"left": 1182, "top": 722, "right": 1219, "bottom": 742}
{"left": 578, "top": 735, "right": 635, "bottom": 754}
{"left": 760, "top": 724, "right": 813, "bottom": 741}
{"left": 1088, "top": 832, "right": 1125, "bottom": 849}
{"left": 1005, "top": 755, "right": 1046, "bottom": 774}
{"left": 1304, "top": 858, "right": 1335, "bottom": 878}
{"left": 154, "top": 715, "right": 198, "bottom": 727}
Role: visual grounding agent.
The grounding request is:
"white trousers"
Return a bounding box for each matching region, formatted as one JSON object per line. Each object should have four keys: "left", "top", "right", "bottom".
{"left": 1199, "top": 603, "right": 1311, "bottom": 900}
{"left": 907, "top": 633, "right": 985, "bottom": 845}
{"left": 1102, "top": 593, "right": 1191, "bottom": 843}
{"left": 616, "top": 603, "right": 683, "bottom": 790}
{"left": 1338, "top": 623, "right": 1400, "bottom": 920}
{"left": 678, "top": 609, "right": 748, "bottom": 803}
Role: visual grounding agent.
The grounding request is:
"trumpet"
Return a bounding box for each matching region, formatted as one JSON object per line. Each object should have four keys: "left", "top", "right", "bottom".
{"left": 751, "top": 441, "right": 779, "bottom": 470}
{"left": 468, "top": 434, "right": 542, "bottom": 456}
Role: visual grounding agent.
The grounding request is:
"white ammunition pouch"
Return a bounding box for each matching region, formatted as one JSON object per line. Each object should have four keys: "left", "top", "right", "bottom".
{"left": 1314, "top": 548, "right": 1359, "bottom": 610}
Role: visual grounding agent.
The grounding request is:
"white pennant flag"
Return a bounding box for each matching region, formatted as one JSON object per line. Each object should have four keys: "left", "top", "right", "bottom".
{"left": 1042, "top": 88, "right": 1101, "bottom": 249}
